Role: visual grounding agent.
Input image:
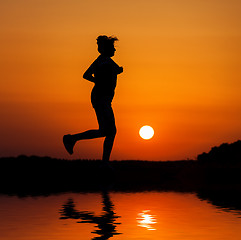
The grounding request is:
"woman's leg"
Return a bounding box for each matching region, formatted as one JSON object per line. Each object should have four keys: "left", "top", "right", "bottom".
{"left": 63, "top": 104, "right": 107, "bottom": 155}
{"left": 63, "top": 129, "right": 106, "bottom": 155}
{"left": 63, "top": 102, "right": 116, "bottom": 160}
{"left": 95, "top": 104, "right": 116, "bottom": 162}
{"left": 72, "top": 129, "right": 105, "bottom": 141}
{"left": 102, "top": 133, "right": 116, "bottom": 162}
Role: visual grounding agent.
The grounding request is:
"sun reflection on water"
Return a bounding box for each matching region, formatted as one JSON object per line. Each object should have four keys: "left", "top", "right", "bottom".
{"left": 137, "top": 210, "right": 157, "bottom": 230}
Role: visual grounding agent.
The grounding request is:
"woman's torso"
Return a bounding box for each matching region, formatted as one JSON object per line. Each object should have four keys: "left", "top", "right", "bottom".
{"left": 91, "top": 55, "right": 119, "bottom": 106}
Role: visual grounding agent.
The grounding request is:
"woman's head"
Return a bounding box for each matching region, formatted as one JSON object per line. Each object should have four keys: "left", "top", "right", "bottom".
{"left": 97, "top": 35, "right": 118, "bottom": 57}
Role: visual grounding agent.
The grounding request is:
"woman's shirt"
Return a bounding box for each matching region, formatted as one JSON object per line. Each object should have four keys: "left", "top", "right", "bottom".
{"left": 89, "top": 55, "right": 122, "bottom": 102}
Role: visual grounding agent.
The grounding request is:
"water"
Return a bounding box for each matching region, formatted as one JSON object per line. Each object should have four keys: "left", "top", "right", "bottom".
{"left": 1, "top": 191, "right": 241, "bottom": 240}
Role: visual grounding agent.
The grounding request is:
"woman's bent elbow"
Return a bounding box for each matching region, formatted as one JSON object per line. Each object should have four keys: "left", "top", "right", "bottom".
{"left": 83, "top": 73, "right": 88, "bottom": 80}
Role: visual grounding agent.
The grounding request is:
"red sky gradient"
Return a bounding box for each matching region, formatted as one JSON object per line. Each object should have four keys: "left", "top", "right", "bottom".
{"left": 1, "top": 0, "right": 241, "bottom": 160}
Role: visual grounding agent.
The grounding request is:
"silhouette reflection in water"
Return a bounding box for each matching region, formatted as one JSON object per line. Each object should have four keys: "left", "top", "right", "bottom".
{"left": 60, "top": 191, "right": 121, "bottom": 239}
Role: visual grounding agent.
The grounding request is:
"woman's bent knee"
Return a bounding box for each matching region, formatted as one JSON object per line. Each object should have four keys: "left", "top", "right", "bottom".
{"left": 101, "top": 126, "right": 116, "bottom": 137}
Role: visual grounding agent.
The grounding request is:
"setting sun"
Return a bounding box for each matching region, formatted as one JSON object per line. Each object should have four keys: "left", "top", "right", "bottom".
{"left": 139, "top": 126, "right": 154, "bottom": 140}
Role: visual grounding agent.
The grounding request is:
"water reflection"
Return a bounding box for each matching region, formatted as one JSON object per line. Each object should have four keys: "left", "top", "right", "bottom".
{"left": 59, "top": 191, "right": 121, "bottom": 239}
{"left": 197, "top": 188, "right": 241, "bottom": 213}
{"left": 137, "top": 210, "right": 157, "bottom": 230}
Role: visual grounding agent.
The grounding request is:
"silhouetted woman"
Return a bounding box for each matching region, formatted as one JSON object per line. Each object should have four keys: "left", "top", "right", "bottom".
{"left": 63, "top": 35, "right": 123, "bottom": 163}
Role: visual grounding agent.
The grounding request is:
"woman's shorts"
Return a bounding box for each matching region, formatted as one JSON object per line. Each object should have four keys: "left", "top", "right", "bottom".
{"left": 92, "top": 98, "right": 116, "bottom": 136}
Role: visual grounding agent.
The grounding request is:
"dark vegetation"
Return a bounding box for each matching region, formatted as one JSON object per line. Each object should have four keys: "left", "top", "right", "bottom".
{"left": 197, "top": 140, "right": 241, "bottom": 163}
{"left": 0, "top": 140, "right": 241, "bottom": 211}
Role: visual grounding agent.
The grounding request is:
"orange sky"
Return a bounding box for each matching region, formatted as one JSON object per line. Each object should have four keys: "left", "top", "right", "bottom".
{"left": 1, "top": 0, "right": 241, "bottom": 160}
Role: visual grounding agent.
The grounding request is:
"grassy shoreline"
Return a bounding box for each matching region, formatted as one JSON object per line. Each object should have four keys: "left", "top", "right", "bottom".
{"left": 1, "top": 155, "right": 241, "bottom": 195}
{"left": 1, "top": 155, "right": 241, "bottom": 211}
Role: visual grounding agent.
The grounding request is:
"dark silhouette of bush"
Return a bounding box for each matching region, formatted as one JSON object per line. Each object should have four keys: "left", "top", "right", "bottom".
{"left": 197, "top": 140, "right": 241, "bottom": 163}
